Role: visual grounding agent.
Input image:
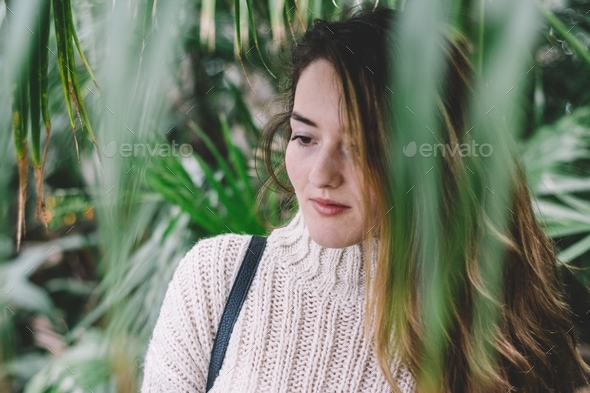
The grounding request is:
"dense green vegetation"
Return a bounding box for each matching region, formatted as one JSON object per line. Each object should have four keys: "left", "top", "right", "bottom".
{"left": 1, "top": 0, "right": 589, "bottom": 391}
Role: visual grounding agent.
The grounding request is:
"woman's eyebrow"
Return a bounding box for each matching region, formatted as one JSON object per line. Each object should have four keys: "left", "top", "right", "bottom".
{"left": 290, "top": 111, "right": 318, "bottom": 128}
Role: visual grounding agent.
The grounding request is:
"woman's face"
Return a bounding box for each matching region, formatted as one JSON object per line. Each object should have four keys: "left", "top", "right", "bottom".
{"left": 285, "top": 59, "right": 377, "bottom": 249}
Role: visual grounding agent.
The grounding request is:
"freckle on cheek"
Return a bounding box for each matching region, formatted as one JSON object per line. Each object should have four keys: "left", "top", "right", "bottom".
{"left": 285, "top": 149, "right": 305, "bottom": 192}
{"left": 285, "top": 149, "right": 297, "bottom": 185}
{"left": 285, "top": 149, "right": 292, "bottom": 176}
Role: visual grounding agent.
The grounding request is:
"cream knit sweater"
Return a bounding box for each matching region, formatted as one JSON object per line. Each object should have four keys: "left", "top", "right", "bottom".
{"left": 140, "top": 209, "right": 416, "bottom": 392}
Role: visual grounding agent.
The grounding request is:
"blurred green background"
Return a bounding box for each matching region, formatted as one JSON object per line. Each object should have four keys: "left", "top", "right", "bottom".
{"left": 1, "top": 0, "right": 589, "bottom": 391}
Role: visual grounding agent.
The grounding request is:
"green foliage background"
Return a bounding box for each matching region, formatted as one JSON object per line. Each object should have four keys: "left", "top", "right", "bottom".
{"left": 0, "top": 0, "right": 589, "bottom": 391}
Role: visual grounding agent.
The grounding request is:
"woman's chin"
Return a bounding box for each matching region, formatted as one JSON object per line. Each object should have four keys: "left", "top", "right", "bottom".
{"left": 307, "top": 226, "right": 361, "bottom": 249}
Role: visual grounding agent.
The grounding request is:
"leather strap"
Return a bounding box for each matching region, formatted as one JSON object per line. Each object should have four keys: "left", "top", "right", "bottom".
{"left": 206, "top": 235, "right": 267, "bottom": 391}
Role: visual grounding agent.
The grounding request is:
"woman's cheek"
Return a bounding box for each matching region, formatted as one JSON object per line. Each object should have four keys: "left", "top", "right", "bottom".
{"left": 285, "top": 145, "right": 305, "bottom": 194}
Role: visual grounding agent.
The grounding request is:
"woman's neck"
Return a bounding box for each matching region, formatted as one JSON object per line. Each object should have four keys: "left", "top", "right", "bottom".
{"left": 267, "top": 209, "right": 380, "bottom": 302}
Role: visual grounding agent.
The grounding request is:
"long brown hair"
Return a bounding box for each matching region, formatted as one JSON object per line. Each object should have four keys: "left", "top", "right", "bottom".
{"left": 255, "top": 4, "right": 590, "bottom": 392}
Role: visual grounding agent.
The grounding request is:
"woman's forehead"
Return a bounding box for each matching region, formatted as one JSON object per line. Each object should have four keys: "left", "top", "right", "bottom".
{"left": 292, "top": 59, "right": 345, "bottom": 133}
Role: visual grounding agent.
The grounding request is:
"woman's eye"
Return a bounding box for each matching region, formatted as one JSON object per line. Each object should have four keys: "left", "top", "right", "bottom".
{"left": 290, "top": 135, "right": 313, "bottom": 147}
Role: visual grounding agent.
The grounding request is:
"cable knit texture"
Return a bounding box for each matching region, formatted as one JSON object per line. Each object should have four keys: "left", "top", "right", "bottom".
{"left": 140, "top": 209, "right": 416, "bottom": 392}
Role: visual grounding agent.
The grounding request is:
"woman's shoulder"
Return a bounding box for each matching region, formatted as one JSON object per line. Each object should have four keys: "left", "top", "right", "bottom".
{"left": 141, "top": 232, "right": 260, "bottom": 391}
{"left": 174, "top": 233, "right": 254, "bottom": 298}
{"left": 169, "top": 211, "right": 302, "bottom": 304}
{"left": 187, "top": 232, "right": 254, "bottom": 264}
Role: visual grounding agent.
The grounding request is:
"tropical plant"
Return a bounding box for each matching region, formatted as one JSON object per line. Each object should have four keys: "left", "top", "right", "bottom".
{"left": 4, "top": 0, "right": 100, "bottom": 251}
{"left": 1, "top": 0, "right": 590, "bottom": 391}
{"left": 522, "top": 106, "right": 590, "bottom": 280}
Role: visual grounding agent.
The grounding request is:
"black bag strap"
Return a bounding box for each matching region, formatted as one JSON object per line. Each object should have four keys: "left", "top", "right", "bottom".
{"left": 205, "top": 235, "right": 267, "bottom": 392}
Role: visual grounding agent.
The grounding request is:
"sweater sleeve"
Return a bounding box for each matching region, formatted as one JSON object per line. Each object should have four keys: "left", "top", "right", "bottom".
{"left": 140, "top": 234, "right": 251, "bottom": 393}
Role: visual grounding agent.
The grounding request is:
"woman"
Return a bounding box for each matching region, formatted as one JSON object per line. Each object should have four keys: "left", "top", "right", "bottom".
{"left": 141, "top": 5, "right": 589, "bottom": 392}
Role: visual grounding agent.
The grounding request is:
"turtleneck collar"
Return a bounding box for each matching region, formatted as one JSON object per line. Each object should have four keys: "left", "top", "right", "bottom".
{"left": 267, "top": 209, "right": 379, "bottom": 301}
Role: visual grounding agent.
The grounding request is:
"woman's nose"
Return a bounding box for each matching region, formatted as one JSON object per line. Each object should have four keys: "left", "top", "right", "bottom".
{"left": 308, "top": 145, "right": 344, "bottom": 189}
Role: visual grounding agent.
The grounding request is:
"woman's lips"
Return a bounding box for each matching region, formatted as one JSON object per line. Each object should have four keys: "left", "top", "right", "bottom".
{"left": 311, "top": 199, "right": 351, "bottom": 216}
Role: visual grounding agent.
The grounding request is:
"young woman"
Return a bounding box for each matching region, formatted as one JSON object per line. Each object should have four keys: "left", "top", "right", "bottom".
{"left": 141, "top": 5, "right": 589, "bottom": 393}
